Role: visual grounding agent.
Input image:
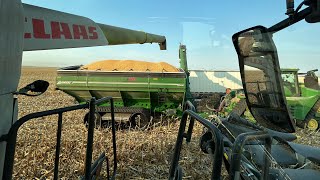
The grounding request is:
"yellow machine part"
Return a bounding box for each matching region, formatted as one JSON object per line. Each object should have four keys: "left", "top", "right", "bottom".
{"left": 80, "top": 60, "right": 179, "bottom": 72}
{"left": 307, "top": 118, "right": 319, "bottom": 131}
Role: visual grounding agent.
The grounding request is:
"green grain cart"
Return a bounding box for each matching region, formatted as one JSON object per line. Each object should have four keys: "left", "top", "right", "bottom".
{"left": 56, "top": 45, "right": 190, "bottom": 127}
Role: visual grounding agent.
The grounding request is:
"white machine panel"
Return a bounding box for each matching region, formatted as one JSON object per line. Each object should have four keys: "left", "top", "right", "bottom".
{"left": 23, "top": 3, "right": 108, "bottom": 51}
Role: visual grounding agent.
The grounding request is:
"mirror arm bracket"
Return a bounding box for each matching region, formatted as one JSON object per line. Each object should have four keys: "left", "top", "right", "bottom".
{"left": 286, "top": 0, "right": 295, "bottom": 17}
{"left": 268, "top": 6, "right": 312, "bottom": 33}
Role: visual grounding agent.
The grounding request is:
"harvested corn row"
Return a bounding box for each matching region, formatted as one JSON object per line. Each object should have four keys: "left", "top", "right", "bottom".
{"left": 80, "top": 60, "right": 179, "bottom": 72}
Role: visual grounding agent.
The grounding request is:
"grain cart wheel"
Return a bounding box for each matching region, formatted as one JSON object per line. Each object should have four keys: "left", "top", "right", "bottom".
{"left": 83, "top": 112, "right": 102, "bottom": 128}
{"left": 306, "top": 118, "right": 319, "bottom": 131}
{"left": 129, "top": 113, "right": 148, "bottom": 129}
{"left": 304, "top": 100, "right": 320, "bottom": 131}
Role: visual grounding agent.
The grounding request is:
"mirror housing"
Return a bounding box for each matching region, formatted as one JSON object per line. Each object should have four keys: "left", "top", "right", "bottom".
{"left": 234, "top": 26, "right": 276, "bottom": 57}
{"left": 232, "top": 26, "right": 296, "bottom": 133}
{"left": 305, "top": 0, "right": 320, "bottom": 23}
{"left": 16, "top": 80, "right": 49, "bottom": 96}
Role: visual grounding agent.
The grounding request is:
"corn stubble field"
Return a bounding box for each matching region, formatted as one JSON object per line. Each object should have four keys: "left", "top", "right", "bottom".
{"left": 16, "top": 67, "right": 214, "bottom": 179}
{"left": 15, "top": 67, "right": 320, "bottom": 179}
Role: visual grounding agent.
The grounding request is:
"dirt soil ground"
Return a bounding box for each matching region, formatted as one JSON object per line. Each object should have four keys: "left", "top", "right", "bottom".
{"left": 12, "top": 67, "right": 320, "bottom": 179}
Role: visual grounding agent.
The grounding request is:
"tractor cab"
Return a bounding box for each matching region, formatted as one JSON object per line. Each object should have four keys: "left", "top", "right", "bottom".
{"left": 281, "top": 68, "right": 320, "bottom": 97}
{"left": 281, "top": 68, "right": 301, "bottom": 97}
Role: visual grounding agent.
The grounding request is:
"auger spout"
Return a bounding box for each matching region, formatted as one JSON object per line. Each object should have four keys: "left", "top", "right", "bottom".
{"left": 98, "top": 24, "right": 166, "bottom": 50}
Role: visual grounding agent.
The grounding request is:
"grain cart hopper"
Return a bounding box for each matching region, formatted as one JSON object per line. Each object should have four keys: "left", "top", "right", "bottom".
{"left": 169, "top": 1, "right": 320, "bottom": 179}
{"left": 0, "top": 1, "right": 167, "bottom": 179}
{"left": 56, "top": 45, "right": 190, "bottom": 127}
{"left": 281, "top": 68, "right": 320, "bottom": 130}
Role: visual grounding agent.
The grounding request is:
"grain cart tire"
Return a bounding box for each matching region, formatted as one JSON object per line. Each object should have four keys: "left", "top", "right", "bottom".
{"left": 304, "top": 99, "right": 320, "bottom": 131}
{"left": 306, "top": 118, "right": 319, "bottom": 131}
{"left": 83, "top": 112, "right": 102, "bottom": 128}
{"left": 129, "top": 113, "right": 149, "bottom": 129}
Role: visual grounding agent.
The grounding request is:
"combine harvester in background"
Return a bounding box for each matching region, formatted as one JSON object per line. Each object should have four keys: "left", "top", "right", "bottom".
{"left": 0, "top": 1, "right": 167, "bottom": 179}
{"left": 56, "top": 45, "right": 193, "bottom": 128}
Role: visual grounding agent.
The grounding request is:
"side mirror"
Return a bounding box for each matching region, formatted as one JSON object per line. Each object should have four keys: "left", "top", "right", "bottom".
{"left": 232, "top": 26, "right": 296, "bottom": 133}
{"left": 16, "top": 80, "right": 49, "bottom": 96}
{"left": 305, "top": 0, "right": 320, "bottom": 23}
{"left": 233, "top": 26, "right": 275, "bottom": 57}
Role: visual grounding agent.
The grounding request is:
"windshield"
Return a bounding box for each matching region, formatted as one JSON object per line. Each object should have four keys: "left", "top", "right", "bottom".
{"left": 281, "top": 71, "right": 300, "bottom": 96}
{"left": 3, "top": 1, "right": 320, "bottom": 179}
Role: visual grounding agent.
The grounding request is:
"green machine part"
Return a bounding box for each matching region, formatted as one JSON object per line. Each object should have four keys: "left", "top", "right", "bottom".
{"left": 281, "top": 68, "right": 301, "bottom": 97}
{"left": 301, "top": 86, "right": 320, "bottom": 97}
{"left": 287, "top": 86, "right": 320, "bottom": 122}
{"left": 56, "top": 70, "right": 186, "bottom": 113}
{"left": 179, "top": 44, "right": 194, "bottom": 106}
{"left": 98, "top": 24, "right": 166, "bottom": 50}
{"left": 220, "top": 69, "right": 320, "bottom": 127}
{"left": 57, "top": 44, "right": 194, "bottom": 115}
{"left": 179, "top": 44, "right": 188, "bottom": 72}
{"left": 286, "top": 95, "right": 319, "bottom": 120}
{"left": 55, "top": 25, "right": 189, "bottom": 115}
{"left": 281, "top": 69, "right": 320, "bottom": 127}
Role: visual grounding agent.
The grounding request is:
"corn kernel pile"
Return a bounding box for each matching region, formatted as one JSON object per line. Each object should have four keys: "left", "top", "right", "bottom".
{"left": 80, "top": 60, "right": 179, "bottom": 72}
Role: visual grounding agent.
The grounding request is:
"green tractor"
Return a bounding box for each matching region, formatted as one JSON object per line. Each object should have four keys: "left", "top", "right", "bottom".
{"left": 281, "top": 68, "right": 320, "bottom": 130}
{"left": 213, "top": 68, "right": 320, "bottom": 130}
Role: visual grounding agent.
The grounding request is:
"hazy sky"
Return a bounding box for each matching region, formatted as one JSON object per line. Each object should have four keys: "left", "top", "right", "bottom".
{"left": 22, "top": 0, "right": 319, "bottom": 72}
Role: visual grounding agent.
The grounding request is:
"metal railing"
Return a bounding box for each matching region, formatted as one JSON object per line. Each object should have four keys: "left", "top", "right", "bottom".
{"left": 169, "top": 101, "right": 224, "bottom": 180}
{"left": 229, "top": 131, "right": 272, "bottom": 180}
{"left": 169, "top": 101, "right": 273, "bottom": 180}
{"left": 0, "top": 97, "right": 117, "bottom": 180}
